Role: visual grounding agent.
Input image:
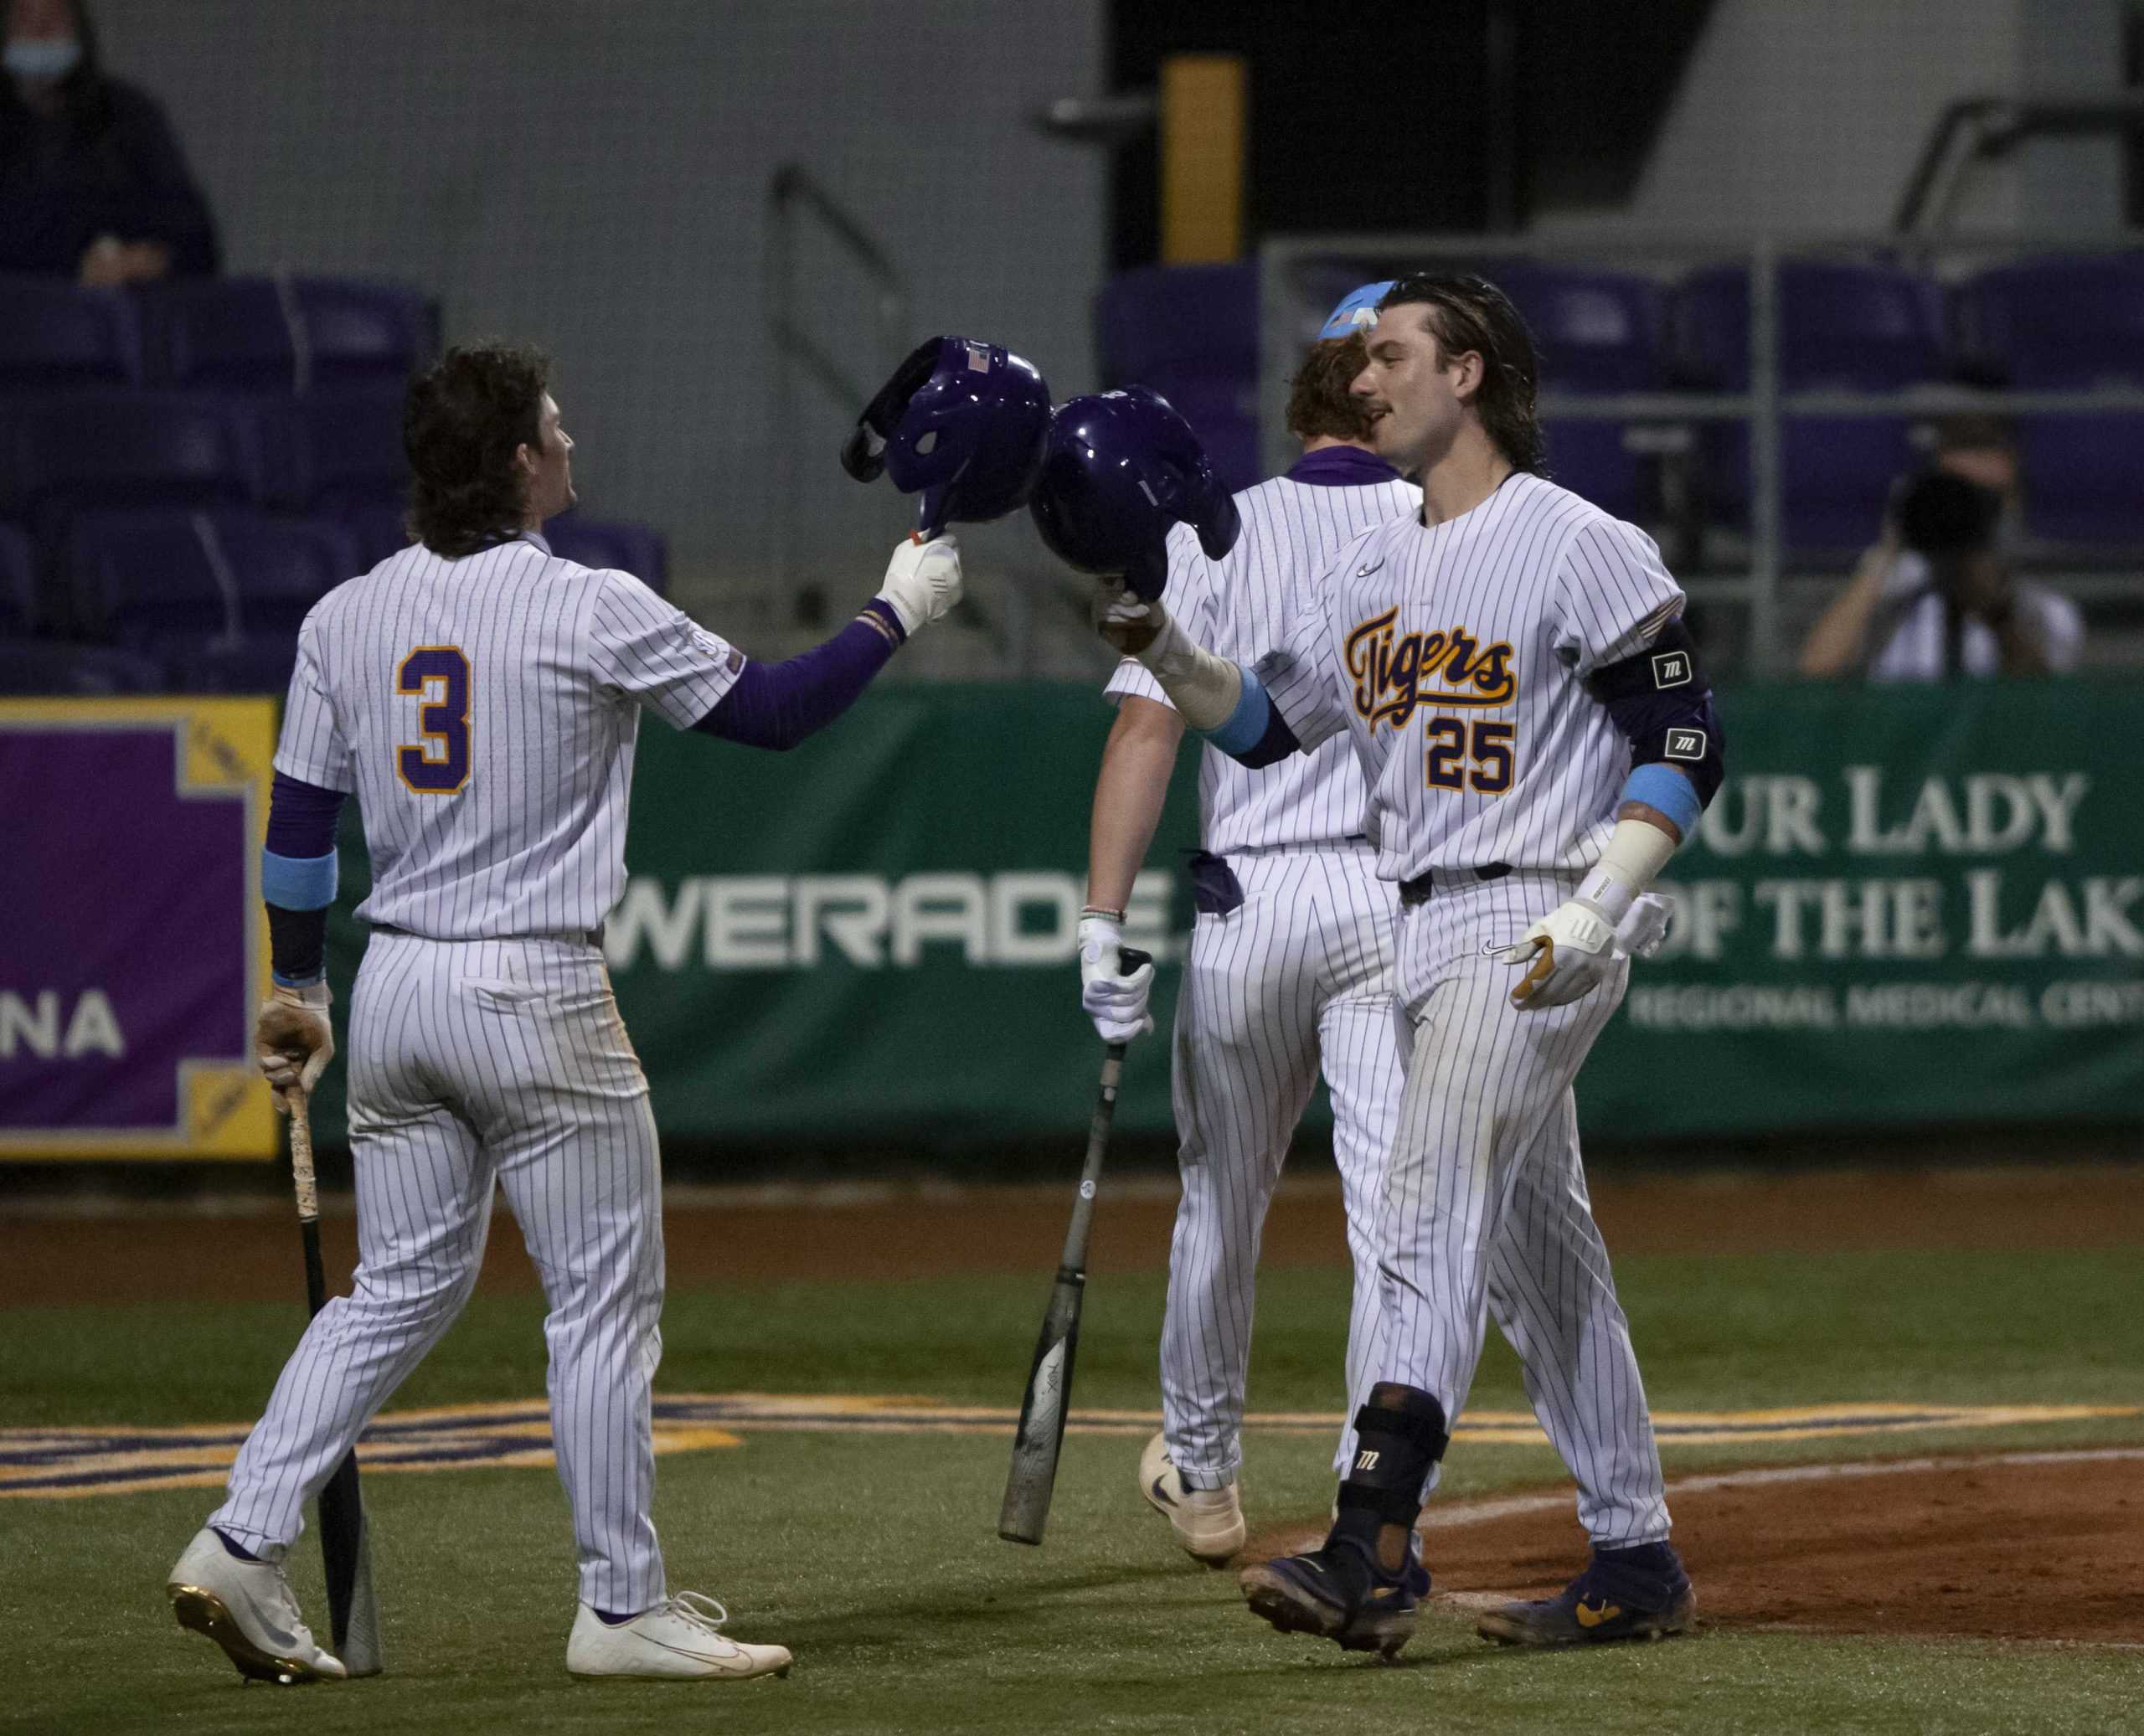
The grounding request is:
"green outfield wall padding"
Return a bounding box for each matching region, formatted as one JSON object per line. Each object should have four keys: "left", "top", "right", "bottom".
{"left": 308, "top": 679, "right": 2143, "bottom": 1151}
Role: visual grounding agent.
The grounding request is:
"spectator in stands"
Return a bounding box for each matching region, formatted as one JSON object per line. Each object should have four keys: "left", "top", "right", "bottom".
{"left": 1797, "top": 419, "right": 2082, "bottom": 680}
{"left": 0, "top": 0, "right": 218, "bottom": 282}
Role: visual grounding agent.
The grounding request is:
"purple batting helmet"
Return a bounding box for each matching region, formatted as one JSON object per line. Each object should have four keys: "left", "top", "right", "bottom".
{"left": 1028, "top": 387, "right": 1240, "bottom": 600}
{"left": 841, "top": 335, "right": 1053, "bottom": 537}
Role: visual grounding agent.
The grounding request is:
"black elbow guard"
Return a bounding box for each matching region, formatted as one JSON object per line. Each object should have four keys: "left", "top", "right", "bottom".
{"left": 1586, "top": 618, "right": 1726, "bottom": 808}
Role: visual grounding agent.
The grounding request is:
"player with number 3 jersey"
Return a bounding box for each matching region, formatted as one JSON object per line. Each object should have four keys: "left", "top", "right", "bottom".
{"left": 1093, "top": 276, "right": 1725, "bottom": 1659}
{"left": 168, "top": 343, "right": 962, "bottom": 1686}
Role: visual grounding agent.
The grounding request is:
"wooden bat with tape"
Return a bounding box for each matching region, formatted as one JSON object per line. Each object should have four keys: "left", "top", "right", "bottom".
{"left": 288, "top": 1090, "right": 384, "bottom": 1676}
{"left": 998, "top": 955, "right": 1148, "bottom": 1546}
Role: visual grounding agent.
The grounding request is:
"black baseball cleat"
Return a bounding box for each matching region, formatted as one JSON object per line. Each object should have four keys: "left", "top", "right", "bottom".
{"left": 1240, "top": 1533, "right": 1428, "bottom": 1661}
{"left": 1476, "top": 1541, "right": 1695, "bottom": 1647}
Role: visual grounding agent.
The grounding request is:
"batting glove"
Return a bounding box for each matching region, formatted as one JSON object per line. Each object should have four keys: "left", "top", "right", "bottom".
{"left": 1091, "top": 580, "right": 1165, "bottom": 657}
{"left": 1491, "top": 893, "right": 1674, "bottom": 1012}
{"left": 875, "top": 532, "right": 963, "bottom": 636}
{"left": 255, "top": 981, "right": 333, "bottom": 1113}
{"left": 1078, "top": 912, "right": 1155, "bottom": 1042}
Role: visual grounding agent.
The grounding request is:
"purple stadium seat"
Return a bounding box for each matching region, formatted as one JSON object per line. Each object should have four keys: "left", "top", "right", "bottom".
{"left": 166, "top": 636, "right": 300, "bottom": 695}
{"left": 69, "top": 509, "right": 236, "bottom": 645}
{"left": 1497, "top": 263, "right": 1666, "bottom": 392}
{"left": 68, "top": 508, "right": 351, "bottom": 646}
{"left": 15, "top": 394, "right": 265, "bottom": 527}
{"left": 149, "top": 276, "right": 437, "bottom": 390}
{"left": 1677, "top": 262, "right": 1947, "bottom": 553}
{"left": 2010, "top": 415, "right": 2144, "bottom": 544}
{"left": 293, "top": 279, "right": 436, "bottom": 384}
{"left": 0, "top": 276, "right": 143, "bottom": 388}
{"left": 0, "top": 641, "right": 165, "bottom": 695}
{"left": 263, "top": 385, "right": 409, "bottom": 512}
{"left": 545, "top": 513, "right": 670, "bottom": 594}
{"left": 1952, "top": 255, "right": 2144, "bottom": 543}
{"left": 0, "top": 523, "right": 35, "bottom": 632}
{"left": 1952, "top": 252, "right": 2144, "bottom": 387}
{"left": 1677, "top": 261, "right": 1948, "bottom": 389}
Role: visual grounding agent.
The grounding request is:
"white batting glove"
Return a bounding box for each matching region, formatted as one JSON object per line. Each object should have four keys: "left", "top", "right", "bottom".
{"left": 1490, "top": 893, "right": 1674, "bottom": 1012}
{"left": 875, "top": 532, "right": 963, "bottom": 636}
{"left": 255, "top": 981, "right": 333, "bottom": 1113}
{"left": 1078, "top": 912, "right": 1155, "bottom": 1042}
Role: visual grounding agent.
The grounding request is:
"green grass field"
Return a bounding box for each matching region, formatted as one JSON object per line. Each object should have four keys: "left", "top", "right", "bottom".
{"left": 7, "top": 1244, "right": 2142, "bottom": 1734}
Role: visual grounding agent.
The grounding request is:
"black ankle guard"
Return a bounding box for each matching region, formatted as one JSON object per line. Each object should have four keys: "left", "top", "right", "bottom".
{"left": 1335, "top": 1388, "right": 1450, "bottom": 1527}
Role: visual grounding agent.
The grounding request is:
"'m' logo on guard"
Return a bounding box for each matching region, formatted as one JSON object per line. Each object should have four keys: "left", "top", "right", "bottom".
{"left": 1652, "top": 651, "right": 1692, "bottom": 688}
{"left": 1665, "top": 728, "right": 1708, "bottom": 761}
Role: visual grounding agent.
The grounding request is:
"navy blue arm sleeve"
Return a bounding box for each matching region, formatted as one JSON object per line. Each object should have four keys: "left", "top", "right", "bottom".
{"left": 1585, "top": 618, "right": 1726, "bottom": 808}
{"left": 262, "top": 772, "right": 348, "bottom": 986}
{"left": 1232, "top": 705, "right": 1303, "bottom": 769}
{"left": 692, "top": 600, "right": 904, "bottom": 751}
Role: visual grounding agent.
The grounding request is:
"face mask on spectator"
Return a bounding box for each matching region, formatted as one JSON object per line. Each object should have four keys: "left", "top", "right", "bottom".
{"left": 5, "top": 37, "right": 82, "bottom": 80}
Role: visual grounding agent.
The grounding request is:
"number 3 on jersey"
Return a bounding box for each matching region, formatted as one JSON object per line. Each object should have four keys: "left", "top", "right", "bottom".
{"left": 397, "top": 646, "right": 472, "bottom": 792}
{"left": 1425, "top": 715, "right": 1514, "bottom": 795}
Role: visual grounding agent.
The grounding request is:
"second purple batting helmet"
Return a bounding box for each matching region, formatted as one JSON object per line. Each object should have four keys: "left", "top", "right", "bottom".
{"left": 1028, "top": 386, "right": 1240, "bottom": 600}
{"left": 842, "top": 335, "right": 1054, "bottom": 537}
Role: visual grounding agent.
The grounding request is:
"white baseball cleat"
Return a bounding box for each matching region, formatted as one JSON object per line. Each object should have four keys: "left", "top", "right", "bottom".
{"left": 166, "top": 1527, "right": 348, "bottom": 1685}
{"left": 1139, "top": 1429, "right": 1247, "bottom": 1565}
{"left": 566, "top": 1592, "right": 793, "bottom": 1681}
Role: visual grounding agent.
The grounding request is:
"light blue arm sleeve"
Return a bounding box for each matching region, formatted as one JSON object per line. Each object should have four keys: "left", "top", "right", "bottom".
{"left": 1203, "top": 663, "right": 1271, "bottom": 755}
{"left": 1620, "top": 763, "right": 1702, "bottom": 837}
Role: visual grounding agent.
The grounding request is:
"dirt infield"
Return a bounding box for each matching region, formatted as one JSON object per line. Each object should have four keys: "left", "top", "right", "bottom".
{"left": 1250, "top": 1449, "right": 2144, "bottom": 1646}
{"left": 5, "top": 1163, "right": 2141, "bottom": 1309}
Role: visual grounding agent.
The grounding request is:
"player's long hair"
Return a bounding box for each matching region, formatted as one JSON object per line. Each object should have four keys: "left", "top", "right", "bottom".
{"left": 1378, "top": 274, "right": 1546, "bottom": 474}
{"left": 1286, "top": 335, "right": 1378, "bottom": 444}
{"left": 403, "top": 343, "right": 550, "bottom": 558}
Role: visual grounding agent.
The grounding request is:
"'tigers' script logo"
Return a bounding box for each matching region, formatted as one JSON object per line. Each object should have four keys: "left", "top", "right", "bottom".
{"left": 1665, "top": 728, "right": 1708, "bottom": 761}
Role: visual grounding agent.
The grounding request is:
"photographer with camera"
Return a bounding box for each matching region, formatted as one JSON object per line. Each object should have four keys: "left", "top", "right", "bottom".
{"left": 1797, "top": 421, "right": 2081, "bottom": 682}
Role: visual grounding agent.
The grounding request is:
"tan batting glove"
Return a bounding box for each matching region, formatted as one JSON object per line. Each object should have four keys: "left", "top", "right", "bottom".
{"left": 875, "top": 532, "right": 963, "bottom": 636}
{"left": 255, "top": 981, "right": 333, "bottom": 1114}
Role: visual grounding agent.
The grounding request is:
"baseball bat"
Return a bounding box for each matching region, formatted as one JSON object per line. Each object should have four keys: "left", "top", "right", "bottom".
{"left": 998, "top": 951, "right": 1149, "bottom": 1545}
{"left": 289, "top": 1092, "right": 384, "bottom": 1677}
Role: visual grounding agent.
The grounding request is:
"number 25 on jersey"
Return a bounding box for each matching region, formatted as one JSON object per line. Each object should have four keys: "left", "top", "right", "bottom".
{"left": 1425, "top": 716, "right": 1514, "bottom": 795}
{"left": 397, "top": 646, "right": 472, "bottom": 793}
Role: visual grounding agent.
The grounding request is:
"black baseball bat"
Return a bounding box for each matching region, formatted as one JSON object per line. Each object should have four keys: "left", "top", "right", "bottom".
{"left": 998, "top": 950, "right": 1149, "bottom": 1545}
{"left": 289, "top": 1094, "right": 383, "bottom": 1676}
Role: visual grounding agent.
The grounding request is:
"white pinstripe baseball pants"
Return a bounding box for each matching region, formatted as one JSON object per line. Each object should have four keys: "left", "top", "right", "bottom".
{"left": 211, "top": 933, "right": 668, "bottom": 1613}
{"left": 1160, "top": 843, "right": 1403, "bottom": 1490}
{"left": 1353, "top": 868, "right": 1670, "bottom": 1548}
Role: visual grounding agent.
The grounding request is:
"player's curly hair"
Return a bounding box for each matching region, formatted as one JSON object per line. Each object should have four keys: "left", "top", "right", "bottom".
{"left": 403, "top": 343, "right": 550, "bottom": 558}
{"left": 1378, "top": 274, "right": 1545, "bottom": 473}
{"left": 1285, "top": 335, "right": 1378, "bottom": 444}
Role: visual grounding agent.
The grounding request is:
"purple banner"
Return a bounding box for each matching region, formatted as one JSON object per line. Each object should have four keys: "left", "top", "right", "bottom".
{"left": 0, "top": 702, "right": 277, "bottom": 1159}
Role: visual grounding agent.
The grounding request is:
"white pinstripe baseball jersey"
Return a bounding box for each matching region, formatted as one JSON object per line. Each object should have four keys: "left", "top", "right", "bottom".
{"left": 1256, "top": 471, "right": 1683, "bottom": 883}
{"left": 274, "top": 532, "right": 740, "bottom": 938}
{"left": 1106, "top": 469, "right": 1419, "bottom": 853}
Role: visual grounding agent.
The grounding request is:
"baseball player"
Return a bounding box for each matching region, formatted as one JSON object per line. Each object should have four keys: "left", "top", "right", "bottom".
{"left": 1090, "top": 275, "right": 1724, "bottom": 1658}
{"left": 1077, "top": 288, "right": 1419, "bottom": 1566}
{"left": 164, "top": 342, "right": 964, "bottom": 1684}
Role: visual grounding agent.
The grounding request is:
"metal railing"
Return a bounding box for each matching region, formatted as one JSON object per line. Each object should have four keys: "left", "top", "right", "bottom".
{"left": 1256, "top": 229, "right": 2144, "bottom": 676}
{"left": 763, "top": 164, "right": 910, "bottom": 623}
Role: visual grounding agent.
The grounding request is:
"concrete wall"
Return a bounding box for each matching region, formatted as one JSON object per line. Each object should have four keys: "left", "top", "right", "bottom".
{"left": 1558, "top": 0, "right": 2128, "bottom": 238}
{"left": 92, "top": 0, "right": 1107, "bottom": 648}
